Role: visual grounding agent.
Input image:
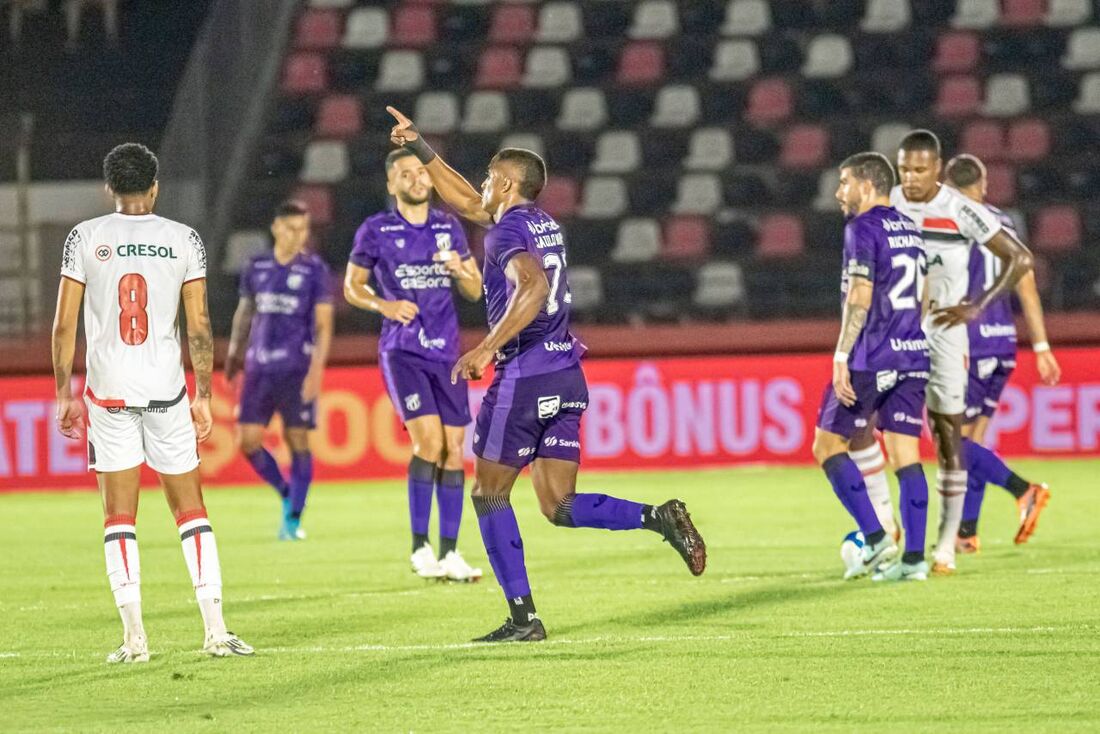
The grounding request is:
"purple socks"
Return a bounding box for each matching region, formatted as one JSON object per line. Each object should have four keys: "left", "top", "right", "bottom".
{"left": 553, "top": 493, "right": 645, "bottom": 530}
{"left": 436, "top": 468, "right": 464, "bottom": 555}
{"left": 896, "top": 463, "right": 928, "bottom": 558}
{"left": 408, "top": 456, "right": 435, "bottom": 549}
{"left": 822, "top": 453, "right": 884, "bottom": 540}
{"left": 246, "top": 448, "right": 289, "bottom": 499}
{"left": 288, "top": 451, "right": 312, "bottom": 518}
{"left": 963, "top": 438, "right": 1032, "bottom": 528}
{"left": 472, "top": 496, "right": 531, "bottom": 600}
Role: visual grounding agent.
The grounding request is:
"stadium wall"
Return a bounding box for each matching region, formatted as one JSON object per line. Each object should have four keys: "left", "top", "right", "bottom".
{"left": 2, "top": 348, "right": 1099, "bottom": 492}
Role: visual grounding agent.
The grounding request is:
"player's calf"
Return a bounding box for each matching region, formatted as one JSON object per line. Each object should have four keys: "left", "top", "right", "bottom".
{"left": 103, "top": 513, "right": 148, "bottom": 663}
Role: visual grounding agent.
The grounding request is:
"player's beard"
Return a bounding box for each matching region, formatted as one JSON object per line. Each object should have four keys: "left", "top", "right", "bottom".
{"left": 396, "top": 190, "right": 430, "bottom": 206}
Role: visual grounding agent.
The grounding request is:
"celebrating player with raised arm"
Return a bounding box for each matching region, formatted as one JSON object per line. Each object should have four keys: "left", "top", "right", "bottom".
{"left": 943, "top": 155, "right": 1058, "bottom": 551}
{"left": 386, "top": 106, "right": 705, "bottom": 642}
{"left": 225, "top": 200, "right": 334, "bottom": 541}
{"left": 52, "top": 143, "right": 252, "bottom": 662}
{"left": 344, "top": 149, "right": 484, "bottom": 582}
{"left": 813, "top": 153, "right": 932, "bottom": 582}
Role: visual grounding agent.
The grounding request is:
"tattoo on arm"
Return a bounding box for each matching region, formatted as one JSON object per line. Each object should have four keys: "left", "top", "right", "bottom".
{"left": 185, "top": 288, "right": 214, "bottom": 398}
{"left": 837, "top": 303, "right": 869, "bottom": 355}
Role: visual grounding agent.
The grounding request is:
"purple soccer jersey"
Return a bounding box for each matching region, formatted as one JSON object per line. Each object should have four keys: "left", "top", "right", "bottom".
{"left": 240, "top": 251, "right": 333, "bottom": 374}
{"left": 967, "top": 204, "right": 1019, "bottom": 360}
{"left": 482, "top": 204, "right": 585, "bottom": 378}
{"left": 841, "top": 206, "right": 930, "bottom": 373}
{"left": 349, "top": 207, "right": 470, "bottom": 363}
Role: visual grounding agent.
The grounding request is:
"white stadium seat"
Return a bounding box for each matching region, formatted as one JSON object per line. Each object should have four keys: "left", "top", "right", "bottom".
{"left": 720, "top": 0, "right": 771, "bottom": 36}
{"left": 1063, "top": 27, "right": 1100, "bottom": 69}
{"left": 802, "top": 34, "right": 853, "bottom": 78}
{"left": 523, "top": 47, "right": 572, "bottom": 87}
{"left": 861, "top": 0, "right": 911, "bottom": 32}
{"left": 684, "top": 128, "right": 734, "bottom": 171}
{"left": 499, "top": 132, "right": 545, "bottom": 157}
{"left": 557, "top": 88, "right": 609, "bottom": 130}
{"left": 951, "top": 0, "right": 999, "bottom": 29}
{"left": 982, "top": 73, "right": 1030, "bottom": 116}
{"left": 1045, "top": 0, "right": 1092, "bottom": 27}
{"left": 709, "top": 39, "right": 760, "bottom": 81}
{"left": 591, "top": 131, "right": 642, "bottom": 174}
{"left": 812, "top": 169, "right": 841, "bottom": 212}
{"left": 375, "top": 50, "right": 424, "bottom": 91}
{"left": 413, "top": 92, "right": 459, "bottom": 134}
{"left": 580, "top": 176, "right": 628, "bottom": 218}
{"left": 672, "top": 174, "right": 723, "bottom": 215}
{"left": 612, "top": 218, "right": 662, "bottom": 262}
{"left": 538, "top": 2, "right": 583, "bottom": 42}
{"left": 870, "top": 121, "right": 911, "bottom": 155}
{"left": 462, "top": 92, "right": 511, "bottom": 133}
{"left": 693, "top": 262, "right": 746, "bottom": 309}
{"left": 343, "top": 7, "right": 388, "bottom": 49}
{"left": 223, "top": 230, "right": 270, "bottom": 274}
{"left": 567, "top": 266, "right": 604, "bottom": 312}
{"left": 628, "top": 0, "right": 679, "bottom": 39}
{"left": 1074, "top": 71, "right": 1100, "bottom": 113}
{"left": 300, "top": 140, "right": 349, "bottom": 184}
{"left": 650, "top": 85, "right": 701, "bottom": 128}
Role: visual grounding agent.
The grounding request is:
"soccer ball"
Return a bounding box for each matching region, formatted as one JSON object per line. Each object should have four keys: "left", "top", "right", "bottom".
{"left": 840, "top": 530, "right": 865, "bottom": 574}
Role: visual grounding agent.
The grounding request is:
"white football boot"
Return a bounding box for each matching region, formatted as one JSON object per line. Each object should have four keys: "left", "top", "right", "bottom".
{"left": 203, "top": 632, "right": 255, "bottom": 657}
{"left": 106, "top": 636, "right": 149, "bottom": 664}
{"left": 872, "top": 559, "right": 929, "bottom": 582}
{"left": 410, "top": 543, "right": 446, "bottom": 579}
{"left": 843, "top": 535, "right": 898, "bottom": 580}
{"left": 439, "top": 550, "right": 483, "bottom": 582}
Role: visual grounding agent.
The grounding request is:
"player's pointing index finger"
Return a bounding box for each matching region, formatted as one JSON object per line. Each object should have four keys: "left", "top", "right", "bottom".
{"left": 386, "top": 106, "right": 410, "bottom": 125}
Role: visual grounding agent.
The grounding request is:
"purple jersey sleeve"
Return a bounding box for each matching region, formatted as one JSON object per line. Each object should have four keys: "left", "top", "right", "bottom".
{"left": 844, "top": 218, "right": 876, "bottom": 282}
{"left": 350, "top": 221, "right": 379, "bottom": 270}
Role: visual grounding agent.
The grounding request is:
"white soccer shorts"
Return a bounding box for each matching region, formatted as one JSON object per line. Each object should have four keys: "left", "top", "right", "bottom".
{"left": 925, "top": 323, "right": 969, "bottom": 416}
{"left": 85, "top": 397, "right": 200, "bottom": 475}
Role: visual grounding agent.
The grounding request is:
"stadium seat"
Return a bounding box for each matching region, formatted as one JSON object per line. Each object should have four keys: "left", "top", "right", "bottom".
{"left": 591, "top": 131, "right": 642, "bottom": 174}
{"left": 476, "top": 47, "right": 522, "bottom": 89}
{"left": 376, "top": 50, "right": 424, "bottom": 91}
{"left": 290, "top": 185, "right": 333, "bottom": 226}
{"left": 580, "top": 176, "right": 628, "bottom": 218}
{"left": 1007, "top": 119, "right": 1052, "bottom": 161}
{"left": 282, "top": 53, "right": 328, "bottom": 95}
{"left": 870, "top": 121, "right": 911, "bottom": 154}
{"left": 567, "top": 266, "right": 604, "bottom": 313}
{"left": 721, "top": 0, "right": 771, "bottom": 36}
{"left": 1033, "top": 205, "right": 1082, "bottom": 253}
{"left": 959, "top": 120, "right": 1005, "bottom": 159}
{"left": 745, "top": 78, "right": 792, "bottom": 125}
{"left": 489, "top": 4, "right": 535, "bottom": 44}
{"left": 309, "top": 0, "right": 351, "bottom": 8}
{"left": 537, "top": 2, "right": 582, "bottom": 42}
{"left": 651, "top": 85, "right": 700, "bottom": 128}
{"left": 392, "top": 4, "right": 436, "bottom": 47}
{"left": 612, "top": 218, "right": 663, "bottom": 262}
{"left": 812, "top": 168, "right": 841, "bottom": 212}
{"left": 982, "top": 162, "right": 1015, "bottom": 205}
{"left": 662, "top": 215, "right": 712, "bottom": 261}
{"left": 709, "top": 40, "right": 760, "bottom": 81}
{"left": 861, "top": 0, "right": 911, "bottom": 32}
{"left": 1002, "top": 0, "right": 1045, "bottom": 26}
{"left": 500, "top": 132, "right": 545, "bottom": 156}
{"left": 755, "top": 214, "right": 805, "bottom": 259}
{"left": 1074, "top": 72, "right": 1100, "bottom": 112}
{"left": 693, "top": 261, "right": 746, "bottom": 310}
{"left": 300, "top": 140, "right": 348, "bottom": 184}
{"left": 801, "top": 34, "right": 853, "bottom": 78}
{"left": 315, "top": 95, "right": 362, "bottom": 138}
{"left": 671, "top": 174, "right": 723, "bottom": 215}
{"left": 537, "top": 176, "right": 579, "bottom": 219}
{"left": 342, "top": 7, "right": 388, "bottom": 49}
{"left": 982, "top": 74, "right": 1031, "bottom": 116}
{"left": 779, "top": 124, "right": 829, "bottom": 169}
{"left": 523, "top": 47, "right": 571, "bottom": 87}
{"left": 1045, "top": 0, "right": 1092, "bottom": 26}
{"left": 1063, "top": 28, "right": 1100, "bottom": 69}
{"left": 617, "top": 42, "right": 666, "bottom": 86}
{"left": 933, "top": 31, "right": 981, "bottom": 72}
{"left": 295, "top": 9, "right": 341, "bottom": 50}
{"left": 951, "top": 0, "right": 1000, "bottom": 28}
{"left": 683, "top": 127, "right": 735, "bottom": 171}
{"left": 461, "top": 91, "right": 510, "bottom": 133}
{"left": 628, "top": 0, "right": 679, "bottom": 39}
{"left": 413, "top": 92, "right": 459, "bottom": 134}
{"left": 223, "top": 230, "right": 270, "bottom": 274}
{"left": 935, "top": 75, "right": 982, "bottom": 116}
{"left": 557, "top": 88, "right": 608, "bottom": 130}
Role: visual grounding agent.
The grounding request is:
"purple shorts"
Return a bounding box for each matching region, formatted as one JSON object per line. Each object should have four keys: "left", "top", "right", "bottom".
{"left": 473, "top": 363, "right": 588, "bottom": 468}
{"left": 380, "top": 349, "right": 471, "bottom": 427}
{"left": 965, "top": 356, "right": 1015, "bottom": 422}
{"left": 238, "top": 368, "right": 315, "bottom": 429}
{"left": 817, "top": 369, "right": 927, "bottom": 439}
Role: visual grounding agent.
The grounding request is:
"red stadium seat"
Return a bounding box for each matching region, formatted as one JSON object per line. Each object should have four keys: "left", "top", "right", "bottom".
{"left": 392, "top": 4, "right": 436, "bottom": 47}
{"left": 745, "top": 78, "right": 793, "bottom": 125}
{"left": 282, "top": 53, "right": 328, "bottom": 95}
{"left": 1001, "top": 0, "right": 1046, "bottom": 26}
{"left": 537, "top": 176, "right": 579, "bottom": 219}
{"left": 1032, "top": 205, "right": 1082, "bottom": 253}
{"left": 1006, "top": 119, "right": 1051, "bottom": 162}
{"left": 959, "top": 120, "right": 1005, "bottom": 160}
{"left": 475, "top": 47, "right": 522, "bottom": 89}
{"left": 779, "top": 124, "right": 829, "bottom": 169}
{"left": 932, "top": 32, "right": 980, "bottom": 73}
{"left": 661, "top": 216, "right": 712, "bottom": 261}
{"left": 315, "top": 95, "right": 362, "bottom": 138}
{"left": 295, "top": 10, "right": 342, "bottom": 50}
{"left": 290, "top": 185, "right": 334, "bottom": 226}
{"left": 935, "top": 75, "right": 982, "bottom": 117}
{"left": 756, "top": 214, "right": 804, "bottom": 259}
{"left": 983, "top": 163, "right": 1017, "bottom": 205}
{"left": 489, "top": 4, "right": 536, "bottom": 44}
{"left": 616, "top": 42, "right": 666, "bottom": 86}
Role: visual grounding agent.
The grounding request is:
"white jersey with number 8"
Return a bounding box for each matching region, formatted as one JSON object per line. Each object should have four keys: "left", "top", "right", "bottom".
{"left": 60, "top": 212, "right": 206, "bottom": 408}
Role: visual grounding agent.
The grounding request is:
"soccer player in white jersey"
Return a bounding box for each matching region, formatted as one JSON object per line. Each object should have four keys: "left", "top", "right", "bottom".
{"left": 51, "top": 143, "right": 253, "bottom": 662}
{"left": 857, "top": 130, "right": 1032, "bottom": 576}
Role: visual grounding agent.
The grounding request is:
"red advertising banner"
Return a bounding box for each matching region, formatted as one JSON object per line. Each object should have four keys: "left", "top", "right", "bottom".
{"left": 2, "top": 348, "right": 1098, "bottom": 491}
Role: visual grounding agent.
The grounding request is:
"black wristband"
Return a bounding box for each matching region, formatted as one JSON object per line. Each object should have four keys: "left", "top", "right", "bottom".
{"left": 406, "top": 136, "right": 437, "bottom": 165}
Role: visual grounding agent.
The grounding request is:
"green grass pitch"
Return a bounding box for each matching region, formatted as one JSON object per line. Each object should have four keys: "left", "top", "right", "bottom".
{"left": 1, "top": 460, "right": 1098, "bottom": 732}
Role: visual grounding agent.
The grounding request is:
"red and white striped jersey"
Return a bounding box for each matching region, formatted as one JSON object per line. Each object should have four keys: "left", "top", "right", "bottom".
{"left": 60, "top": 212, "right": 206, "bottom": 408}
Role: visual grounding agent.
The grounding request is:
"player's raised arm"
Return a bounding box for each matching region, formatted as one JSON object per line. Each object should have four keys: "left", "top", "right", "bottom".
{"left": 181, "top": 278, "right": 214, "bottom": 441}
{"left": 387, "top": 106, "right": 493, "bottom": 228}
{"left": 443, "top": 254, "right": 483, "bottom": 302}
{"left": 1015, "top": 270, "right": 1061, "bottom": 385}
{"left": 52, "top": 276, "right": 85, "bottom": 439}
{"left": 832, "top": 276, "right": 873, "bottom": 407}
{"left": 224, "top": 295, "right": 254, "bottom": 382}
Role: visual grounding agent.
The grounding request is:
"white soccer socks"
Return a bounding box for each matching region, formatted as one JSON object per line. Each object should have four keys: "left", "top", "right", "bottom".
{"left": 850, "top": 443, "right": 897, "bottom": 538}
{"left": 103, "top": 514, "right": 145, "bottom": 645}
{"left": 176, "top": 509, "right": 227, "bottom": 639}
{"left": 935, "top": 469, "right": 967, "bottom": 567}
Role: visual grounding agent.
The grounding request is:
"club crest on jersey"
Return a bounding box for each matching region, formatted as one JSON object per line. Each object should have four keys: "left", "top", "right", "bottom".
{"left": 395, "top": 238, "right": 406, "bottom": 249}
{"left": 537, "top": 395, "right": 561, "bottom": 420}
{"left": 435, "top": 232, "right": 452, "bottom": 251}
{"left": 404, "top": 393, "right": 421, "bottom": 412}
{"left": 95, "top": 245, "right": 112, "bottom": 261}
{"left": 286, "top": 273, "right": 303, "bottom": 290}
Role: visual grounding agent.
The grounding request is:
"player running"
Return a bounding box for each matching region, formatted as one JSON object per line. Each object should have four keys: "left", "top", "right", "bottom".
{"left": 225, "top": 200, "right": 334, "bottom": 541}
{"left": 386, "top": 106, "right": 705, "bottom": 642}
{"left": 813, "top": 152, "right": 932, "bottom": 582}
{"left": 943, "top": 155, "right": 1059, "bottom": 552}
{"left": 51, "top": 143, "right": 253, "bottom": 662}
{"left": 344, "top": 149, "right": 484, "bottom": 582}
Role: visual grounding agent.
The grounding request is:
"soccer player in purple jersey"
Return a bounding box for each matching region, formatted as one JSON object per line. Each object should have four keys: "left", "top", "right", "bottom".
{"left": 387, "top": 106, "right": 705, "bottom": 642}
{"left": 225, "top": 201, "right": 334, "bottom": 541}
{"left": 344, "top": 149, "right": 484, "bottom": 582}
{"left": 945, "top": 155, "right": 1060, "bottom": 552}
{"left": 812, "top": 153, "right": 933, "bottom": 582}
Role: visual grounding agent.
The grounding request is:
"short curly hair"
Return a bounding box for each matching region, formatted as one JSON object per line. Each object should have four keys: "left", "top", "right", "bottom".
{"left": 103, "top": 143, "right": 159, "bottom": 195}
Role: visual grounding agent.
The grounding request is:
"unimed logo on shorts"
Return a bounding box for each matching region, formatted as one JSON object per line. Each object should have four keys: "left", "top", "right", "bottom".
{"left": 537, "top": 396, "right": 561, "bottom": 419}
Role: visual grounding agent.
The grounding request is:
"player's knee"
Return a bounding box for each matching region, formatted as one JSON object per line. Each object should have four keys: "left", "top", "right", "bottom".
{"left": 237, "top": 432, "right": 263, "bottom": 456}
{"left": 812, "top": 433, "right": 840, "bottom": 466}
{"left": 547, "top": 493, "right": 575, "bottom": 526}
{"left": 284, "top": 430, "right": 310, "bottom": 453}
{"left": 413, "top": 433, "right": 444, "bottom": 464}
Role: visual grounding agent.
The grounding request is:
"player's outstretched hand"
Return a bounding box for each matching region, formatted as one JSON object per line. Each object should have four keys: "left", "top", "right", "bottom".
{"left": 386, "top": 106, "right": 419, "bottom": 146}
{"left": 191, "top": 397, "right": 213, "bottom": 443}
{"left": 832, "top": 361, "right": 857, "bottom": 407}
{"left": 55, "top": 397, "right": 83, "bottom": 440}
{"left": 452, "top": 344, "right": 494, "bottom": 384}
{"left": 932, "top": 302, "right": 981, "bottom": 328}
{"left": 379, "top": 299, "right": 419, "bottom": 326}
{"left": 1036, "top": 350, "right": 1062, "bottom": 386}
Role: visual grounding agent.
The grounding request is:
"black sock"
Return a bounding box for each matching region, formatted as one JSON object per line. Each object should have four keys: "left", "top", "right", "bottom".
{"left": 902, "top": 550, "right": 924, "bottom": 564}
{"left": 507, "top": 594, "right": 537, "bottom": 626}
{"left": 439, "top": 536, "right": 457, "bottom": 558}
{"left": 412, "top": 533, "right": 429, "bottom": 553}
{"left": 1006, "top": 473, "right": 1030, "bottom": 499}
{"left": 958, "top": 519, "right": 978, "bottom": 538}
{"left": 641, "top": 504, "right": 662, "bottom": 533}
{"left": 866, "top": 529, "right": 887, "bottom": 546}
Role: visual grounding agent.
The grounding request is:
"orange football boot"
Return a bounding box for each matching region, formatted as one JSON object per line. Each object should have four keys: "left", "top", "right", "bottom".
{"left": 955, "top": 535, "right": 981, "bottom": 554}
{"left": 931, "top": 561, "right": 956, "bottom": 576}
{"left": 1015, "top": 483, "right": 1051, "bottom": 545}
